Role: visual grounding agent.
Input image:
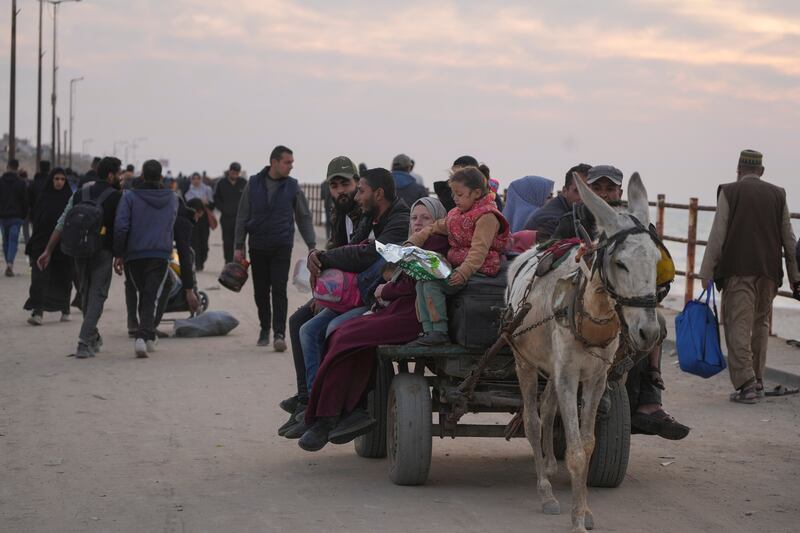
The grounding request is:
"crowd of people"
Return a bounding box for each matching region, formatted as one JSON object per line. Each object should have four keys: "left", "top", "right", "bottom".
{"left": 1, "top": 146, "right": 799, "bottom": 452}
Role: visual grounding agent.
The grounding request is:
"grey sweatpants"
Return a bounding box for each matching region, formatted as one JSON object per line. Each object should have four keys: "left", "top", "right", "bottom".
{"left": 75, "top": 249, "right": 114, "bottom": 346}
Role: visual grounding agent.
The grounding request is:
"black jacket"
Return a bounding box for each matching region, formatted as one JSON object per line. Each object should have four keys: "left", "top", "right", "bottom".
{"left": 173, "top": 198, "right": 196, "bottom": 289}
{"left": 326, "top": 200, "right": 363, "bottom": 250}
{"left": 320, "top": 198, "right": 410, "bottom": 273}
{"left": 0, "top": 171, "right": 28, "bottom": 219}
{"left": 213, "top": 177, "right": 246, "bottom": 219}
{"left": 524, "top": 193, "right": 571, "bottom": 241}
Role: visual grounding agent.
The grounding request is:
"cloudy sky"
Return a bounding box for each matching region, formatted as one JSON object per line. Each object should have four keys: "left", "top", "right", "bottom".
{"left": 1, "top": 0, "right": 799, "bottom": 204}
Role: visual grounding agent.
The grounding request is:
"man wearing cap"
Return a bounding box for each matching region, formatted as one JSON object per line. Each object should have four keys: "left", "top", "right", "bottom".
{"left": 280, "top": 156, "right": 362, "bottom": 436}
{"left": 234, "top": 145, "right": 316, "bottom": 351}
{"left": 552, "top": 165, "right": 691, "bottom": 440}
{"left": 214, "top": 162, "right": 247, "bottom": 264}
{"left": 391, "top": 153, "right": 428, "bottom": 208}
{"left": 699, "top": 150, "right": 800, "bottom": 403}
{"left": 524, "top": 163, "right": 592, "bottom": 241}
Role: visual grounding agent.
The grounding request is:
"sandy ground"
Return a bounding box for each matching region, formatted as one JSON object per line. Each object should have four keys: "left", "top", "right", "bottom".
{"left": 1, "top": 229, "right": 799, "bottom": 533}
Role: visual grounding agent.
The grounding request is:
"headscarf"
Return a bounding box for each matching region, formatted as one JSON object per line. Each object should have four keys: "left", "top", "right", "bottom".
{"left": 26, "top": 168, "right": 73, "bottom": 257}
{"left": 409, "top": 197, "right": 447, "bottom": 234}
{"left": 502, "top": 175, "right": 555, "bottom": 232}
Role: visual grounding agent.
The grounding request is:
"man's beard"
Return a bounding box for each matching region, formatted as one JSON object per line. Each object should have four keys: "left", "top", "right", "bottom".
{"left": 335, "top": 194, "right": 356, "bottom": 213}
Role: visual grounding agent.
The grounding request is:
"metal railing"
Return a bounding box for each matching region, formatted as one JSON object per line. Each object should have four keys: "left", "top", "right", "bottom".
{"left": 300, "top": 183, "right": 327, "bottom": 226}
{"left": 651, "top": 194, "right": 798, "bottom": 303}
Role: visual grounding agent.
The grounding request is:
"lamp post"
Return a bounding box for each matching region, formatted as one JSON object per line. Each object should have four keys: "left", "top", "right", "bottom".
{"left": 130, "top": 137, "right": 147, "bottom": 167}
{"left": 8, "top": 0, "right": 20, "bottom": 160}
{"left": 68, "top": 76, "right": 83, "bottom": 168}
{"left": 48, "top": 0, "right": 82, "bottom": 163}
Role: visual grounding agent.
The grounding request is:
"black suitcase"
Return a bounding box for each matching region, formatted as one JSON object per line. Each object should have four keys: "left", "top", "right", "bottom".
{"left": 447, "top": 263, "right": 508, "bottom": 348}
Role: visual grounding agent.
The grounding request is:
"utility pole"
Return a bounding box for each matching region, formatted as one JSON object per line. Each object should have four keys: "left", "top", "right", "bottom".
{"left": 81, "top": 138, "right": 92, "bottom": 154}
{"left": 49, "top": 0, "right": 82, "bottom": 163}
{"left": 56, "top": 116, "right": 61, "bottom": 165}
{"left": 9, "top": 0, "right": 19, "bottom": 160}
{"left": 36, "top": 0, "right": 44, "bottom": 168}
{"left": 68, "top": 76, "right": 83, "bottom": 168}
{"left": 63, "top": 129, "right": 67, "bottom": 167}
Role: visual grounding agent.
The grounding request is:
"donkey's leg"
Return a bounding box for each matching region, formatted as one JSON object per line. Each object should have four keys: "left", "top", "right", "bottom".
{"left": 518, "top": 369, "right": 559, "bottom": 515}
{"left": 540, "top": 378, "right": 559, "bottom": 477}
{"left": 576, "top": 372, "right": 608, "bottom": 531}
{"left": 554, "top": 366, "right": 590, "bottom": 533}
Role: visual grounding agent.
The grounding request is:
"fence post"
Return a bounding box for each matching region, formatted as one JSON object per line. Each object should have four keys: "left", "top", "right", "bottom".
{"left": 684, "top": 197, "right": 698, "bottom": 304}
{"left": 656, "top": 194, "right": 665, "bottom": 239}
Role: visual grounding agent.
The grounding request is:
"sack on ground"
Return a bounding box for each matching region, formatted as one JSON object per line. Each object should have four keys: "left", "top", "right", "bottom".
{"left": 313, "top": 268, "right": 362, "bottom": 313}
{"left": 173, "top": 311, "right": 239, "bottom": 338}
{"left": 675, "top": 282, "right": 727, "bottom": 378}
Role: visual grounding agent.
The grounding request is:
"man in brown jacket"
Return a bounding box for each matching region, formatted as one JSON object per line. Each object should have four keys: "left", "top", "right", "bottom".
{"left": 699, "top": 149, "right": 800, "bottom": 403}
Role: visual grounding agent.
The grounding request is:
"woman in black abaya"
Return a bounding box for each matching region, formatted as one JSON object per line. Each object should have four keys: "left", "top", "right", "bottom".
{"left": 24, "top": 168, "right": 74, "bottom": 325}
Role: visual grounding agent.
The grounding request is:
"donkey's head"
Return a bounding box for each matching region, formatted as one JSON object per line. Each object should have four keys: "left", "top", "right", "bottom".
{"left": 575, "top": 172, "right": 662, "bottom": 352}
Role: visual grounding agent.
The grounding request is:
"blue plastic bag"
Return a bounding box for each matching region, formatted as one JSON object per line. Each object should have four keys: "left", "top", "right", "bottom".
{"left": 675, "top": 281, "right": 727, "bottom": 378}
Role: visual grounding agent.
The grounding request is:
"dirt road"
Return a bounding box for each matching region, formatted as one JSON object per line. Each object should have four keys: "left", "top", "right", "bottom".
{"left": 1, "top": 231, "right": 798, "bottom": 532}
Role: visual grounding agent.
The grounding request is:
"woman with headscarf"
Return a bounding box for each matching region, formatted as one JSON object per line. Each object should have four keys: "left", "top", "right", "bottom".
{"left": 297, "top": 197, "right": 448, "bottom": 451}
{"left": 24, "top": 168, "right": 74, "bottom": 325}
{"left": 502, "top": 175, "right": 554, "bottom": 233}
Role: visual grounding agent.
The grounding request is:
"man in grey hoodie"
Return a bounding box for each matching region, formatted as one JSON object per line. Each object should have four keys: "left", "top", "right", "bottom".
{"left": 113, "top": 160, "right": 178, "bottom": 358}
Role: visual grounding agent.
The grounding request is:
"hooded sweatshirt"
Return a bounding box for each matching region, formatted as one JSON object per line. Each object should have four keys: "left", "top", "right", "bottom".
{"left": 114, "top": 183, "right": 178, "bottom": 261}
{"left": 391, "top": 170, "right": 428, "bottom": 209}
{"left": 0, "top": 171, "right": 28, "bottom": 219}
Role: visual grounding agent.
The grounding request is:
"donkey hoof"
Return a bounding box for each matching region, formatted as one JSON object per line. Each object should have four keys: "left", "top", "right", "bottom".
{"left": 585, "top": 511, "right": 595, "bottom": 530}
{"left": 542, "top": 499, "right": 561, "bottom": 515}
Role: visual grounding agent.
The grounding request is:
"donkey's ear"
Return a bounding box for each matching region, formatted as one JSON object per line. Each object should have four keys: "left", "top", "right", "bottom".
{"left": 626, "top": 172, "right": 650, "bottom": 226}
{"left": 574, "top": 172, "right": 622, "bottom": 234}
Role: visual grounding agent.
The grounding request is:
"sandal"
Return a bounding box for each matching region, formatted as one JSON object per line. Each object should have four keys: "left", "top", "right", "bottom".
{"left": 786, "top": 339, "right": 800, "bottom": 349}
{"left": 647, "top": 367, "right": 665, "bottom": 391}
{"left": 730, "top": 384, "right": 758, "bottom": 404}
{"left": 764, "top": 384, "right": 800, "bottom": 397}
{"left": 755, "top": 379, "right": 765, "bottom": 399}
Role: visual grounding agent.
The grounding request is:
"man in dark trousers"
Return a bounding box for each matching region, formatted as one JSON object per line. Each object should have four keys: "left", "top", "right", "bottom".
{"left": 38, "top": 157, "right": 123, "bottom": 359}
{"left": 213, "top": 162, "right": 247, "bottom": 264}
{"left": 234, "top": 145, "right": 316, "bottom": 351}
{"left": 0, "top": 159, "right": 28, "bottom": 277}
{"left": 113, "top": 160, "right": 178, "bottom": 358}
{"left": 700, "top": 149, "right": 800, "bottom": 403}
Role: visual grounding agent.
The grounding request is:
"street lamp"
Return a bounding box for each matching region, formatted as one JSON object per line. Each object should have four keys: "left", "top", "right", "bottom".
{"left": 47, "top": 0, "right": 82, "bottom": 164}
{"left": 68, "top": 76, "right": 83, "bottom": 168}
{"left": 130, "top": 137, "right": 147, "bottom": 167}
{"left": 8, "top": 0, "right": 19, "bottom": 160}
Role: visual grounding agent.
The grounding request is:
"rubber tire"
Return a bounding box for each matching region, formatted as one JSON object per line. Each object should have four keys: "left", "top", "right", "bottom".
{"left": 587, "top": 383, "right": 631, "bottom": 488}
{"left": 387, "top": 373, "right": 432, "bottom": 486}
{"left": 355, "top": 359, "right": 394, "bottom": 458}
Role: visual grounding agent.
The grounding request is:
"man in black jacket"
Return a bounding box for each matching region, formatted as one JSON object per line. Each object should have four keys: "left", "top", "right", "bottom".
{"left": 0, "top": 159, "right": 28, "bottom": 277}
{"left": 281, "top": 167, "right": 410, "bottom": 439}
{"left": 213, "top": 162, "right": 247, "bottom": 264}
{"left": 38, "top": 157, "right": 123, "bottom": 359}
{"left": 524, "top": 163, "right": 591, "bottom": 241}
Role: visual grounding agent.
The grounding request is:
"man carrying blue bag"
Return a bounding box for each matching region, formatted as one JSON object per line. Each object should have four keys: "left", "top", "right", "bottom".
{"left": 699, "top": 149, "right": 800, "bottom": 404}
{"left": 675, "top": 282, "right": 726, "bottom": 379}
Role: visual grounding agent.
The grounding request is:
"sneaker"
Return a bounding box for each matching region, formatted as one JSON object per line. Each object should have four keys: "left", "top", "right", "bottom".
{"left": 279, "top": 395, "right": 300, "bottom": 414}
{"left": 284, "top": 419, "right": 311, "bottom": 439}
{"left": 75, "top": 342, "right": 93, "bottom": 359}
{"left": 90, "top": 334, "right": 103, "bottom": 353}
{"left": 328, "top": 409, "right": 377, "bottom": 445}
{"left": 278, "top": 402, "right": 306, "bottom": 436}
{"left": 27, "top": 313, "right": 43, "bottom": 326}
{"left": 146, "top": 338, "right": 158, "bottom": 353}
{"left": 408, "top": 331, "right": 450, "bottom": 346}
{"left": 60, "top": 312, "right": 71, "bottom": 322}
{"left": 273, "top": 334, "right": 287, "bottom": 352}
{"left": 134, "top": 338, "right": 148, "bottom": 358}
{"left": 298, "top": 417, "right": 339, "bottom": 452}
{"left": 631, "top": 409, "right": 691, "bottom": 440}
{"left": 5, "top": 266, "right": 13, "bottom": 277}
{"left": 257, "top": 329, "right": 270, "bottom": 347}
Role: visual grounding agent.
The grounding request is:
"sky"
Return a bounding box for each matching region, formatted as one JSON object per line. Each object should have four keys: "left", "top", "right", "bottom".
{"left": 1, "top": 0, "right": 799, "bottom": 205}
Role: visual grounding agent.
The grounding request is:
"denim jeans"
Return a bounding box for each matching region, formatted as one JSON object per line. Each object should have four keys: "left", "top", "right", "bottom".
{"left": 300, "top": 306, "right": 367, "bottom": 390}
{"left": 0, "top": 217, "right": 24, "bottom": 265}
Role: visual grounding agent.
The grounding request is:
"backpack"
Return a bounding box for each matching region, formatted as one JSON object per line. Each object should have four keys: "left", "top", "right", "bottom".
{"left": 313, "top": 268, "right": 363, "bottom": 313}
{"left": 675, "top": 282, "right": 727, "bottom": 378}
{"left": 60, "top": 184, "right": 115, "bottom": 258}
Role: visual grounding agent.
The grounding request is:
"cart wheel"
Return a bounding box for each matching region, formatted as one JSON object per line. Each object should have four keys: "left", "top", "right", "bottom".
{"left": 387, "top": 373, "right": 432, "bottom": 486}
{"left": 199, "top": 291, "right": 209, "bottom": 312}
{"left": 587, "top": 382, "right": 631, "bottom": 488}
{"left": 355, "top": 358, "right": 394, "bottom": 458}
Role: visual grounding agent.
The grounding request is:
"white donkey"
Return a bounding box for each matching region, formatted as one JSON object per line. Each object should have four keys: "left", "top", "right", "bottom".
{"left": 506, "top": 174, "right": 662, "bottom": 532}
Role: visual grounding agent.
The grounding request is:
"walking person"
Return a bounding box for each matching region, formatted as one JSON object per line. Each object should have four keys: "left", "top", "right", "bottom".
{"left": 213, "top": 162, "right": 247, "bottom": 264}
{"left": 113, "top": 160, "right": 179, "bottom": 358}
{"left": 24, "top": 168, "right": 74, "bottom": 324}
{"left": 37, "top": 157, "right": 123, "bottom": 359}
{"left": 390, "top": 153, "right": 427, "bottom": 207}
{"left": 234, "top": 145, "right": 317, "bottom": 351}
{"left": 184, "top": 172, "right": 215, "bottom": 271}
{"left": 0, "top": 159, "right": 28, "bottom": 277}
{"left": 699, "top": 149, "right": 800, "bottom": 403}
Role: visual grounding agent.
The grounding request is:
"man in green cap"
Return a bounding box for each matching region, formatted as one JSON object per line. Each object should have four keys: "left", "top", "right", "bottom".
{"left": 700, "top": 149, "right": 800, "bottom": 403}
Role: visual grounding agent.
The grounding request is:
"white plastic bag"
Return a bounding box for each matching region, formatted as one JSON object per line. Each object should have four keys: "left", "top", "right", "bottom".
{"left": 292, "top": 258, "right": 311, "bottom": 293}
